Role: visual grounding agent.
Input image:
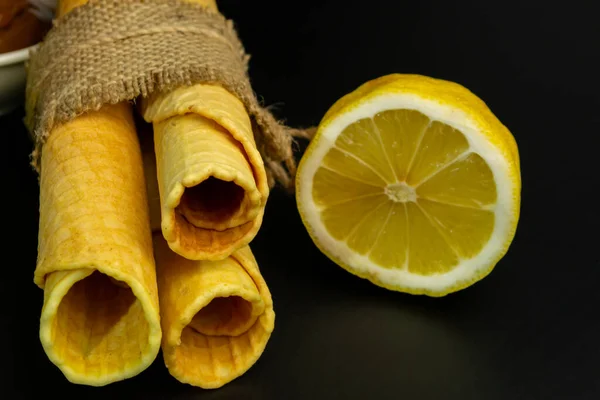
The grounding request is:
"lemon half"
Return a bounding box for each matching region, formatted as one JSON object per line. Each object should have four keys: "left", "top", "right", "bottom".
{"left": 296, "top": 74, "right": 521, "bottom": 296}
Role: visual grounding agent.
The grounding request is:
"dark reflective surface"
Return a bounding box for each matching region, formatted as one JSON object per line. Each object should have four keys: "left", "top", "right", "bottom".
{"left": 3, "top": 0, "right": 599, "bottom": 399}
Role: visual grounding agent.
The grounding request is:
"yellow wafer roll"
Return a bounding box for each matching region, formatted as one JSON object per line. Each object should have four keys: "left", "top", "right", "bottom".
{"left": 141, "top": 0, "right": 269, "bottom": 261}
{"left": 36, "top": 102, "right": 162, "bottom": 386}
{"left": 33, "top": 1, "right": 161, "bottom": 386}
{"left": 153, "top": 235, "right": 275, "bottom": 389}
{"left": 142, "top": 84, "right": 269, "bottom": 261}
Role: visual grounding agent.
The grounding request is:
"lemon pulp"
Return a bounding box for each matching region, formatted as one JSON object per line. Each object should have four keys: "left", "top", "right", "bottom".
{"left": 312, "top": 109, "right": 497, "bottom": 276}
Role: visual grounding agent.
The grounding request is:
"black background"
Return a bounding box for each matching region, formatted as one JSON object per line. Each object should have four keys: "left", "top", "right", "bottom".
{"left": 3, "top": 0, "right": 600, "bottom": 399}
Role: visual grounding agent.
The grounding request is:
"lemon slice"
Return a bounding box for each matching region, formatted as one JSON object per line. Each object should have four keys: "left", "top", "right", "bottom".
{"left": 296, "top": 74, "right": 521, "bottom": 296}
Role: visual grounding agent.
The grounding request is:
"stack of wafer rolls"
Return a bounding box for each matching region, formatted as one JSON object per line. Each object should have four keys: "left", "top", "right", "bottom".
{"left": 33, "top": 0, "right": 274, "bottom": 389}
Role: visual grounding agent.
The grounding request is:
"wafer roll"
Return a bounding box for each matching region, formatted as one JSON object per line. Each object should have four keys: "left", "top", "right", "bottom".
{"left": 140, "top": 0, "right": 269, "bottom": 261}
{"left": 153, "top": 235, "right": 275, "bottom": 389}
{"left": 34, "top": 0, "right": 160, "bottom": 386}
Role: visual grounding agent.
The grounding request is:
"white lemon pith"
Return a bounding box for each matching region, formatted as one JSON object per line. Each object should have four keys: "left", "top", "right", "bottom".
{"left": 296, "top": 74, "right": 521, "bottom": 296}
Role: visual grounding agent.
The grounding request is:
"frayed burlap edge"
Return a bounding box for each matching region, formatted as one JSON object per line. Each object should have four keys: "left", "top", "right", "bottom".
{"left": 25, "top": 0, "right": 313, "bottom": 192}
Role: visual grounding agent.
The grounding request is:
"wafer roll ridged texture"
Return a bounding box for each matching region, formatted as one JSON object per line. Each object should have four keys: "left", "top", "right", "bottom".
{"left": 35, "top": 96, "right": 161, "bottom": 384}
{"left": 141, "top": 83, "right": 269, "bottom": 261}
{"left": 153, "top": 235, "right": 275, "bottom": 389}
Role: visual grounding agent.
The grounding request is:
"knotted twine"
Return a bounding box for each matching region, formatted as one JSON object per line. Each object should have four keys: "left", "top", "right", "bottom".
{"left": 25, "top": 0, "right": 315, "bottom": 191}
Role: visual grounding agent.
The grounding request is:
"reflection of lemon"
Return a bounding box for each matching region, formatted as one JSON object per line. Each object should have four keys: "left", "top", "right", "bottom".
{"left": 296, "top": 74, "right": 521, "bottom": 296}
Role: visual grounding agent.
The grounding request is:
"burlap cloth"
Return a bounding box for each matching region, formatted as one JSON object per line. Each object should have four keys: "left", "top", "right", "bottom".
{"left": 25, "top": 0, "right": 314, "bottom": 191}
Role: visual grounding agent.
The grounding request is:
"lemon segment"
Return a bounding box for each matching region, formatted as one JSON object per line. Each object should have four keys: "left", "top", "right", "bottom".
{"left": 348, "top": 201, "right": 396, "bottom": 256}
{"left": 416, "top": 153, "right": 497, "bottom": 208}
{"left": 368, "top": 203, "right": 408, "bottom": 269}
{"left": 405, "top": 202, "right": 459, "bottom": 275}
{"left": 406, "top": 120, "right": 470, "bottom": 185}
{"left": 312, "top": 167, "right": 383, "bottom": 207}
{"left": 321, "top": 195, "right": 389, "bottom": 241}
{"left": 418, "top": 199, "right": 495, "bottom": 259}
{"left": 334, "top": 118, "right": 396, "bottom": 183}
{"left": 322, "top": 147, "right": 388, "bottom": 186}
{"left": 372, "top": 109, "right": 430, "bottom": 180}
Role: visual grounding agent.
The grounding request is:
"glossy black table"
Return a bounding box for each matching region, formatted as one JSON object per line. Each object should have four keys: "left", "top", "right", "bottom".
{"left": 3, "top": 1, "right": 599, "bottom": 398}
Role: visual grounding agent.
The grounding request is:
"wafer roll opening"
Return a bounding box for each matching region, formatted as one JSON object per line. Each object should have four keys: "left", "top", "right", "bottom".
{"left": 43, "top": 271, "right": 151, "bottom": 377}
{"left": 178, "top": 177, "right": 247, "bottom": 230}
{"left": 189, "top": 295, "right": 258, "bottom": 336}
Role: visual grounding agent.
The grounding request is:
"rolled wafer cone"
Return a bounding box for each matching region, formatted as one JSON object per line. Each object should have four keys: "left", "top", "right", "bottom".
{"left": 34, "top": 0, "right": 161, "bottom": 385}
{"left": 36, "top": 102, "right": 161, "bottom": 385}
{"left": 140, "top": 0, "right": 269, "bottom": 261}
{"left": 36, "top": 102, "right": 162, "bottom": 386}
{"left": 153, "top": 234, "right": 275, "bottom": 389}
